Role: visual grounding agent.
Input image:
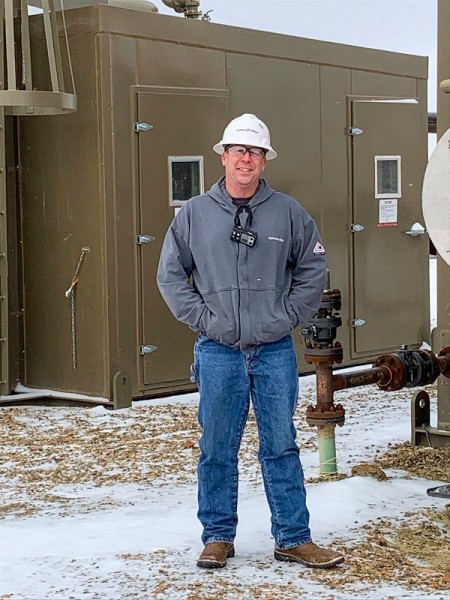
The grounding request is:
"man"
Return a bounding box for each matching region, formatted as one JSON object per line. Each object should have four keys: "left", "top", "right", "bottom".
{"left": 157, "top": 113, "right": 344, "bottom": 570}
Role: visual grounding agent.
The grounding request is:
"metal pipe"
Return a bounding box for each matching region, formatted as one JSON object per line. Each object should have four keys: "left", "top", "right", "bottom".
{"left": 42, "top": 0, "right": 60, "bottom": 91}
{"left": 303, "top": 282, "right": 450, "bottom": 469}
{"left": 4, "top": 0, "right": 17, "bottom": 91}
{"left": 20, "top": 0, "right": 32, "bottom": 90}
{"left": 332, "top": 366, "right": 388, "bottom": 391}
{"left": 318, "top": 424, "right": 337, "bottom": 475}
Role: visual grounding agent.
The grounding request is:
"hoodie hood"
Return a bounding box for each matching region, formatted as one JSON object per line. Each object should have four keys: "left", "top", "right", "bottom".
{"left": 206, "top": 177, "right": 276, "bottom": 212}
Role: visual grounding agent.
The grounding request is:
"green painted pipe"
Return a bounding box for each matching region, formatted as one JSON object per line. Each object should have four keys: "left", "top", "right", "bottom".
{"left": 317, "top": 423, "right": 337, "bottom": 475}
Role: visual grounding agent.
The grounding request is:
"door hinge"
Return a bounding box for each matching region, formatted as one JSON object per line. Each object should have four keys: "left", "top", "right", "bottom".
{"left": 133, "top": 122, "right": 153, "bottom": 133}
{"left": 352, "top": 319, "right": 366, "bottom": 328}
{"left": 349, "top": 127, "right": 364, "bottom": 136}
{"left": 350, "top": 223, "right": 365, "bottom": 233}
{"left": 136, "top": 234, "right": 155, "bottom": 245}
{"left": 139, "top": 344, "right": 158, "bottom": 355}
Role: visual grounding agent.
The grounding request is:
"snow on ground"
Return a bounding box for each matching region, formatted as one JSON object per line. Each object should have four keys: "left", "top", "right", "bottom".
{"left": 0, "top": 256, "right": 448, "bottom": 599}
{"left": 1, "top": 377, "right": 449, "bottom": 599}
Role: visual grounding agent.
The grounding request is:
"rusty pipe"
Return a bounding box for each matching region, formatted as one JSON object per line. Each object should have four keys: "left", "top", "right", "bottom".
{"left": 306, "top": 348, "right": 450, "bottom": 427}
{"left": 303, "top": 282, "right": 450, "bottom": 473}
{"left": 306, "top": 361, "right": 389, "bottom": 425}
{"left": 332, "top": 366, "right": 389, "bottom": 392}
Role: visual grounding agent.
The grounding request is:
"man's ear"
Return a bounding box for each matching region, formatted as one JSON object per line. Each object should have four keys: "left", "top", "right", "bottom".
{"left": 221, "top": 152, "right": 227, "bottom": 166}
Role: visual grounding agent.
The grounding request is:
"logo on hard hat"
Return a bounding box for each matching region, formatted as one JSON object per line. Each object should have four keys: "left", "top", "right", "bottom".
{"left": 236, "top": 128, "right": 259, "bottom": 135}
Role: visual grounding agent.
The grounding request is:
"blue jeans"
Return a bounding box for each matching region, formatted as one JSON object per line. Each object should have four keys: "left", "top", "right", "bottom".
{"left": 193, "top": 334, "right": 311, "bottom": 549}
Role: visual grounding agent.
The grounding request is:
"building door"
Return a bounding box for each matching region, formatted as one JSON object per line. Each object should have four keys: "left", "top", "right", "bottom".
{"left": 350, "top": 98, "right": 429, "bottom": 358}
{"left": 136, "top": 87, "right": 227, "bottom": 393}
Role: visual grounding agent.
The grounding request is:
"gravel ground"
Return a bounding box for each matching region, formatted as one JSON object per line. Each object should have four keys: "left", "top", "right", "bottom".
{"left": 1, "top": 382, "right": 449, "bottom": 598}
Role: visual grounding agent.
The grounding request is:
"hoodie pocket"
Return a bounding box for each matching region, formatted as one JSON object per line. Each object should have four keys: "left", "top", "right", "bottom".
{"left": 198, "top": 290, "right": 239, "bottom": 345}
{"left": 284, "top": 296, "right": 299, "bottom": 329}
{"left": 261, "top": 290, "right": 294, "bottom": 337}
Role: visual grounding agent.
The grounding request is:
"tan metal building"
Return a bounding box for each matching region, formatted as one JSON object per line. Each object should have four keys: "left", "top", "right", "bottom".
{"left": 5, "top": 4, "right": 430, "bottom": 403}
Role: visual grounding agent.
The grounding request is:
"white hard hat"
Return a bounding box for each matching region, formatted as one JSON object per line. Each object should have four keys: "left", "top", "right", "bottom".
{"left": 213, "top": 113, "right": 278, "bottom": 160}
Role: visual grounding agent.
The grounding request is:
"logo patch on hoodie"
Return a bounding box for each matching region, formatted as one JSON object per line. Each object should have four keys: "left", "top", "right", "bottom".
{"left": 313, "top": 241, "right": 326, "bottom": 255}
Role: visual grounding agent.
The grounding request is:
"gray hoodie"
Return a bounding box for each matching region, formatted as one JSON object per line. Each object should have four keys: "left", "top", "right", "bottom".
{"left": 157, "top": 177, "right": 326, "bottom": 350}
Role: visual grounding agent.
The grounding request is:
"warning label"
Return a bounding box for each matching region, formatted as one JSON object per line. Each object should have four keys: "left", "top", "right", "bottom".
{"left": 378, "top": 198, "right": 398, "bottom": 227}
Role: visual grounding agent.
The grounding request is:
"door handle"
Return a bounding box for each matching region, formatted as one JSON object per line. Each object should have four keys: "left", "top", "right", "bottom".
{"left": 404, "top": 222, "right": 427, "bottom": 236}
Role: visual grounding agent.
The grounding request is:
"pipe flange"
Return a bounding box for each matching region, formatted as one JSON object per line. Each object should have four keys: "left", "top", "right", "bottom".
{"left": 373, "top": 354, "right": 405, "bottom": 391}
{"left": 306, "top": 404, "right": 345, "bottom": 424}
{"left": 305, "top": 356, "right": 343, "bottom": 366}
{"left": 305, "top": 346, "right": 344, "bottom": 358}
{"left": 319, "top": 296, "right": 342, "bottom": 310}
{"left": 321, "top": 290, "right": 342, "bottom": 308}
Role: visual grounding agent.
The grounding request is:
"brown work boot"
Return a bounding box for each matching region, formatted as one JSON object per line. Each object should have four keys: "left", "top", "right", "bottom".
{"left": 274, "top": 542, "right": 344, "bottom": 569}
{"left": 197, "top": 542, "right": 235, "bottom": 569}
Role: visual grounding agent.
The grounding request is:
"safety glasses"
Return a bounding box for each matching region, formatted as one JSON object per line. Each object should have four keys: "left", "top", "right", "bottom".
{"left": 225, "top": 145, "right": 267, "bottom": 158}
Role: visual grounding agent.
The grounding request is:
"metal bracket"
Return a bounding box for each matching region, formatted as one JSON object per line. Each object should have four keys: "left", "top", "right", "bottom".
{"left": 133, "top": 122, "right": 153, "bottom": 133}
{"left": 139, "top": 344, "right": 158, "bottom": 355}
{"left": 112, "top": 370, "right": 132, "bottom": 410}
{"left": 136, "top": 234, "right": 155, "bottom": 245}
{"left": 349, "top": 127, "right": 364, "bottom": 136}
{"left": 350, "top": 223, "right": 365, "bottom": 233}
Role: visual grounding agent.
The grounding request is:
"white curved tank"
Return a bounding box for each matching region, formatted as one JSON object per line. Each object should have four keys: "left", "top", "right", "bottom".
{"left": 422, "top": 127, "right": 450, "bottom": 266}
{"left": 107, "top": 0, "right": 158, "bottom": 11}
{"left": 28, "top": 0, "right": 159, "bottom": 10}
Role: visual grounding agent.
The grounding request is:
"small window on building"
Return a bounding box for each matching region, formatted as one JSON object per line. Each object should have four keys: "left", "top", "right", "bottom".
{"left": 375, "top": 155, "right": 401, "bottom": 199}
{"left": 169, "top": 156, "right": 204, "bottom": 206}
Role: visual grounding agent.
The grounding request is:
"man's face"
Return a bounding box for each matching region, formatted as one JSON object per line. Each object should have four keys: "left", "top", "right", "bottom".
{"left": 221, "top": 145, "right": 267, "bottom": 197}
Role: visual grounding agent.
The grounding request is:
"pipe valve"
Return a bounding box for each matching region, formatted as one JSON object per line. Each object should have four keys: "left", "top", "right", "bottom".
{"left": 302, "top": 289, "right": 343, "bottom": 363}
{"left": 374, "top": 346, "right": 450, "bottom": 391}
